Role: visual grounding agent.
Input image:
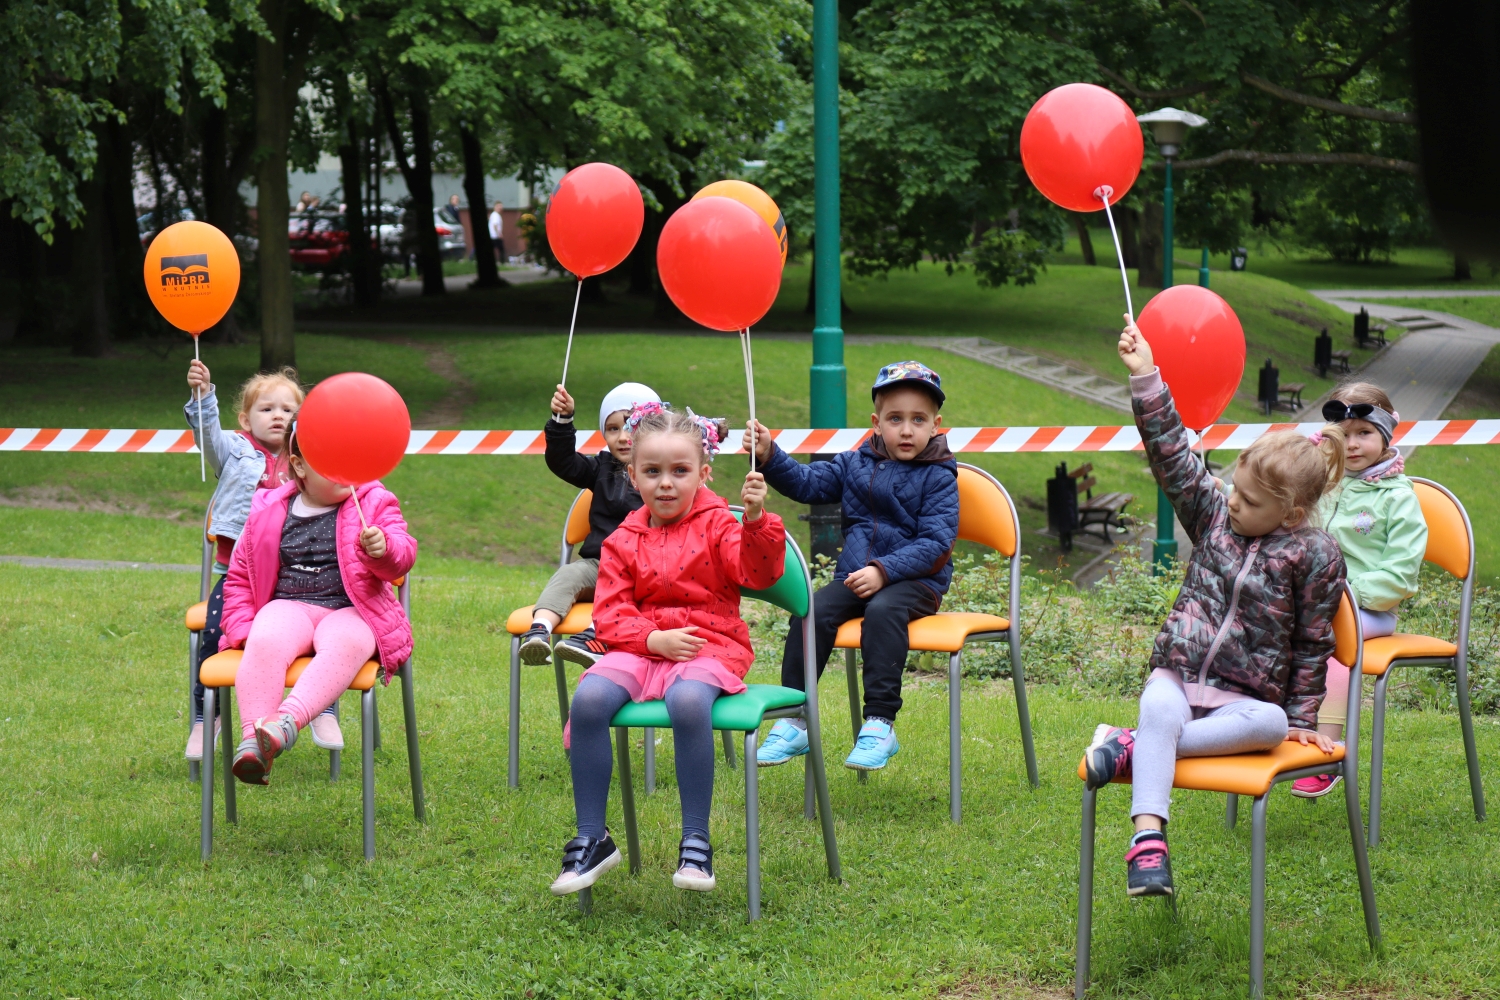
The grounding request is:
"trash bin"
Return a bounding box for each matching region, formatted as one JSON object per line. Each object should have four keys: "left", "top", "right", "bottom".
{"left": 1257, "top": 358, "right": 1279, "bottom": 414}
{"left": 1230, "top": 247, "right": 1249, "bottom": 271}
{"left": 1315, "top": 329, "right": 1332, "bottom": 377}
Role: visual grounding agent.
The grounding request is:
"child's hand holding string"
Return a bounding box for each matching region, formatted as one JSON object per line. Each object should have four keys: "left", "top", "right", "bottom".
{"left": 1117, "top": 314, "right": 1155, "bottom": 375}
{"left": 1288, "top": 728, "right": 1337, "bottom": 753}
{"left": 741, "top": 419, "right": 773, "bottom": 465}
{"left": 359, "top": 526, "right": 387, "bottom": 559}
{"left": 550, "top": 385, "right": 575, "bottom": 419}
{"left": 648, "top": 627, "right": 708, "bottom": 662}
{"left": 187, "top": 359, "right": 211, "bottom": 399}
{"left": 742, "top": 471, "right": 766, "bottom": 521}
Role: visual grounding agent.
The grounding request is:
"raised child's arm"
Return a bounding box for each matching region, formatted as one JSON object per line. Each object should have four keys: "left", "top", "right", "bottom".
{"left": 544, "top": 412, "right": 600, "bottom": 491}
{"left": 760, "top": 445, "right": 847, "bottom": 506}
{"left": 712, "top": 507, "right": 786, "bottom": 590}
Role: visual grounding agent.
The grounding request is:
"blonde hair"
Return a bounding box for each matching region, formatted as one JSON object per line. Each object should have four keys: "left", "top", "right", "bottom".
{"left": 1331, "top": 380, "right": 1394, "bottom": 413}
{"left": 1237, "top": 425, "right": 1346, "bottom": 521}
{"left": 237, "top": 368, "right": 304, "bottom": 421}
{"left": 625, "top": 404, "right": 729, "bottom": 463}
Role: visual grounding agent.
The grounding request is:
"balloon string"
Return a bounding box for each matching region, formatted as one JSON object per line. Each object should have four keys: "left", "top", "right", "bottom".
{"left": 741, "top": 327, "right": 757, "bottom": 473}
{"left": 558, "top": 278, "right": 583, "bottom": 396}
{"left": 194, "top": 337, "right": 206, "bottom": 482}
{"left": 1096, "top": 187, "right": 1135, "bottom": 323}
{"left": 351, "top": 488, "right": 369, "bottom": 530}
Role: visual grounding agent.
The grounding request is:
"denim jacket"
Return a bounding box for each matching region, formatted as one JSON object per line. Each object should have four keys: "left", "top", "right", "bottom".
{"left": 184, "top": 386, "right": 275, "bottom": 554}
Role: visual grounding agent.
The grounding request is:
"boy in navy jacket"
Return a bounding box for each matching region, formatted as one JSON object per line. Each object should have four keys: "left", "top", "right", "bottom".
{"left": 742, "top": 361, "right": 959, "bottom": 770}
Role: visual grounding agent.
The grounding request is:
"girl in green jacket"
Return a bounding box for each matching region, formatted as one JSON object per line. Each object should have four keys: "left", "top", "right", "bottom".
{"left": 1292, "top": 382, "right": 1428, "bottom": 798}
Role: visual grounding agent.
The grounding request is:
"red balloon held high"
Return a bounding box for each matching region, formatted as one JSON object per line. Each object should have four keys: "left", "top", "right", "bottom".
{"left": 546, "top": 163, "right": 645, "bottom": 278}
{"left": 296, "top": 373, "right": 411, "bottom": 486}
{"left": 657, "top": 196, "right": 783, "bottom": 332}
{"left": 1021, "top": 83, "right": 1143, "bottom": 213}
{"left": 1137, "top": 285, "right": 1245, "bottom": 432}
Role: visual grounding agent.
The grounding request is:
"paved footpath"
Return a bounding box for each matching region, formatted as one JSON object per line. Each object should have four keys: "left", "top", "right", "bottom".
{"left": 1311, "top": 291, "right": 1500, "bottom": 419}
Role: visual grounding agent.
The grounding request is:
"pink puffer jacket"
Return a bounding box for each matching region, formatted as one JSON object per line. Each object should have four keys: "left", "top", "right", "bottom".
{"left": 218, "top": 481, "right": 417, "bottom": 680}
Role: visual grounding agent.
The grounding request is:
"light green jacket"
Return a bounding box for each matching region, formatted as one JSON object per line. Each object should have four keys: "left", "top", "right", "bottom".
{"left": 1317, "top": 472, "right": 1427, "bottom": 612}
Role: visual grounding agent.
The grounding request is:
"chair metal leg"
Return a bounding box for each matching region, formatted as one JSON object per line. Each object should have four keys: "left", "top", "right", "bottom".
{"left": 1342, "top": 756, "right": 1383, "bottom": 952}
{"left": 745, "top": 730, "right": 761, "bottom": 921}
{"left": 221, "top": 688, "right": 236, "bottom": 825}
{"left": 188, "top": 632, "right": 201, "bottom": 783}
{"left": 615, "top": 728, "right": 641, "bottom": 874}
{"left": 1226, "top": 793, "right": 1239, "bottom": 829}
{"left": 371, "top": 694, "right": 382, "bottom": 751}
{"left": 1249, "top": 794, "right": 1269, "bottom": 999}
{"left": 508, "top": 636, "right": 521, "bottom": 789}
{"left": 329, "top": 697, "right": 341, "bottom": 781}
{"left": 1455, "top": 652, "right": 1488, "bottom": 822}
{"left": 362, "top": 688, "right": 376, "bottom": 861}
{"left": 949, "top": 652, "right": 962, "bottom": 823}
{"left": 644, "top": 727, "right": 656, "bottom": 795}
{"left": 803, "top": 754, "right": 815, "bottom": 820}
{"left": 1009, "top": 630, "right": 1039, "bottom": 788}
{"left": 722, "top": 729, "right": 737, "bottom": 770}
{"left": 200, "top": 687, "right": 216, "bottom": 861}
{"left": 1074, "top": 787, "right": 1097, "bottom": 1000}
{"left": 1369, "top": 673, "right": 1389, "bottom": 847}
{"left": 400, "top": 661, "right": 426, "bottom": 822}
{"left": 846, "top": 649, "right": 866, "bottom": 785}
{"left": 577, "top": 886, "right": 592, "bottom": 915}
{"left": 554, "top": 652, "right": 571, "bottom": 730}
{"left": 802, "top": 708, "right": 842, "bottom": 881}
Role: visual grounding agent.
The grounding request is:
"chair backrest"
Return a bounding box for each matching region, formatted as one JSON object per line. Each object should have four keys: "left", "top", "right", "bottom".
{"left": 1411, "top": 478, "right": 1473, "bottom": 581}
{"left": 1332, "top": 586, "right": 1359, "bottom": 669}
{"left": 561, "top": 489, "right": 594, "bottom": 565}
{"left": 955, "top": 463, "right": 1019, "bottom": 558}
{"left": 730, "top": 507, "right": 812, "bottom": 618}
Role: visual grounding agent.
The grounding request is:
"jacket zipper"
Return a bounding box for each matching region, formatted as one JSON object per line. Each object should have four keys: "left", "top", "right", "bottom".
{"left": 1195, "top": 538, "right": 1261, "bottom": 691}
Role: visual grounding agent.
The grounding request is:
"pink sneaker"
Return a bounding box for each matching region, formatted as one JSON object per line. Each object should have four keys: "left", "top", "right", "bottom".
{"left": 309, "top": 711, "right": 344, "bottom": 750}
{"left": 1291, "top": 773, "right": 1342, "bottom": 798}
{"left": 254, "top": 713, "right": 300, "bottom": 762}
{"left": 184, "top": 718, "right": 221, "bottom": 761}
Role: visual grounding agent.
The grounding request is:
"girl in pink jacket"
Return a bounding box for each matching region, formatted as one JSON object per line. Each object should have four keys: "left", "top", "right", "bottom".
{"left": 550, "top": 405, "right": 785, "bottom": 899}
{"left": 219, "top": 426, "right": 417, "bottom": 785}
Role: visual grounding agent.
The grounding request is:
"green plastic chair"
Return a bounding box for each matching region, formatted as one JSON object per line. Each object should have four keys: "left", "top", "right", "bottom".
{"left": 582, "top": 509, "right": 842, "bottom": 921}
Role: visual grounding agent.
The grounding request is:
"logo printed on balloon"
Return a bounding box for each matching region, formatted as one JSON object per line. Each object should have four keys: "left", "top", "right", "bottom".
{"left": 692, "top": 180, "right": 788, "bottom": 264}
{"left": 142, "top": 221, "right": 241, "bottom": 334}
{"left": 160, "top": 254, "right": 211, "bottom": 289}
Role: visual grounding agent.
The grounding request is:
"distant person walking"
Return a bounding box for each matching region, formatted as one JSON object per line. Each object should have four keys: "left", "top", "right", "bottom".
{"left": 489, "top": 200, "right": 505, "bottom": 261}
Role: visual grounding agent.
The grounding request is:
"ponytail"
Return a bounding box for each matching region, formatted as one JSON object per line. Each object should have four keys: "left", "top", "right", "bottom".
{"left": 1238, "top": 423, "right": 1347, "bottom": 526}
{"left": 1313, "top": 423, "right": 1346, "bottom": 497}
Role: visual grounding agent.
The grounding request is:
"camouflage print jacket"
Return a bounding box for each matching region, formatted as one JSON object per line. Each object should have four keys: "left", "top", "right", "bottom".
{"left": 1133, "top": 369, "right": 1346, "bottom": 730}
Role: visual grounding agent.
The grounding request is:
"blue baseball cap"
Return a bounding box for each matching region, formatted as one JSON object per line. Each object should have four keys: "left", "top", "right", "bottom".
{"left": 871, "top": 360, "right": 945, "bottom": 407}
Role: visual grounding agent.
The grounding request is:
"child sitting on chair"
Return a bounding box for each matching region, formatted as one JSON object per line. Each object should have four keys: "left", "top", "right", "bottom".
{"left": 551, "top": 405, "right": 785, "bottom": 897}
{"left": 182, "top": 362, "right": 343, "bottom": 759}
{"left": 217, "top": 424, "right": 417, "bottom": 785}
{"left": 1082, "top": 318, "right": 1346, "bottom": 898}
{"left": 744, "top": 361, "right": 958, "bottom": 773}
{"left": 517, "top": 382, "right": 661, "bottom": 668}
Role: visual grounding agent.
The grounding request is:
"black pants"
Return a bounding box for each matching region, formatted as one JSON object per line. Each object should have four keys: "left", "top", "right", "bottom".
{"left": 781, "top": 578, "right": 940, "bottom": 722}
{"left": 192, "top": 575, "right": 226, "bottom": 722}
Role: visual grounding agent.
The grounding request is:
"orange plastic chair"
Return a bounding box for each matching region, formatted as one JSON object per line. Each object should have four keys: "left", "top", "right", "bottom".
{"left": 835, "top": 463, "right": 1036, "bottom": 822}
{"left": 1362, "top": 478, "right": 1485, "bottom": 845}
{"left": 1074, "top": 585, "right": 1381, "bottom": 999}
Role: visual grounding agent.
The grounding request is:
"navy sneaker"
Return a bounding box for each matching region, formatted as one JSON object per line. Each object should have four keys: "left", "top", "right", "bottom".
{"left": 1085, "top": 724, "right": 1135, "bottom": 790}
{"left": 556, "top": 627, "right": 608, "bottom": 667}
{"left": 1126, "top": 830, "right": 1174, "bottom": 897}
{"left": 550, "top": 832, "right": 621, "bottom": 896}
{"left": 519, "top": 624, "right": 553, "bottom": 665}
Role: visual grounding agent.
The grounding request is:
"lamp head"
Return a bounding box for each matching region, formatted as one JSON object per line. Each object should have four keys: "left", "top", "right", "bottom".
{"left": 1136, "top": 107, "right": 1208, "bottom": 160}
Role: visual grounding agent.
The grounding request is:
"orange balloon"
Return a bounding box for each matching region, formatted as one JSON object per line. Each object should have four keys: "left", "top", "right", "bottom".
{"left": 692, "top": 180, "right": 787, "bottom": 264}
{"left": 143, "top": 221, "right": 241, "bottom": 335}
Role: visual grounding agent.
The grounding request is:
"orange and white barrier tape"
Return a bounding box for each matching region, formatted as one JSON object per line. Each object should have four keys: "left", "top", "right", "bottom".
{"left": 6, "top": 421, "right": 1500, "bottom": 455}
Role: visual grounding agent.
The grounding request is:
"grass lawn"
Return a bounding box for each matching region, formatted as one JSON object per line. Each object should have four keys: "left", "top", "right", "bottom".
{"left": 1396, "top": 297, "right": 1500, "bottom": 329}
{"left": 3, "top": 561, "right": 1499, "bottom": 997}
{"left": 1188, "top": 243, "right": 1500, "bottom": 291}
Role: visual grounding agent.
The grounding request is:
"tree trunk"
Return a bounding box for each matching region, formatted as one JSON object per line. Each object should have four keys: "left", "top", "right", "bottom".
{"left": 408, "top": 92, "right": 444, "bottom": 296}
{"left": 626, "top": 200, "right": 660, "bottom": 295}
{"left": 72, "top": 176, "right": 112, "bottom": 357}
{"left": 256, "top": 0, "right": 296, "bottom": 370}
{"left": 1137, "top": 201, "right": 1164, "bottom": 288}
{"left": 1117, "top": 207, "right": 1140, "bottom": 268}
{"left": 100, "top": 114, "right": 154, "bottom": 338}
{"left": 339, "top": 139, "right": 380, "bottom": 307}
{"left": 0, "top": 209, "right": 22, "bottom": 343}
{"left": 1455, "top": 255, "right": 1472, "bottom": 280}
{"left": 1072, "top": 212, "right": 1097, "bottom": 265}
{"left": 459, "top": 126, "right": 501, "bottom": 288}
{"left": 200, "top": 104, "right": 244, "bottom": 342}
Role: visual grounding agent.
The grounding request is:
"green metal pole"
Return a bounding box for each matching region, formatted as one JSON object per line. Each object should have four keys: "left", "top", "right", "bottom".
{"left": 1154, "top": 158, "right": 1178, "bottom": 569}
{"left": 810, "top": 0, "right": 846, "bottom": 430}
{"left": 1199, "top": 247, "right": 1211, "bottom": 288}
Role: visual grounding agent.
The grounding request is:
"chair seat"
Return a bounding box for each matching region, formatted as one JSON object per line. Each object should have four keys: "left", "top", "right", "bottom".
{"left": 1075, "top": 740, "right": 1345, "bottom": 798}
{"left": 611, "top": 684, "right": 807, "bottom": 731}
{"left": 1362, "top": 633, "right": 1458, "bottom": 675}
{"left": 506, "top": 603, "right": 594, "bottom": 636}
{"left": 199, "top": 650, "right": 380, "bottom": 692}
{"left": 186, "top": 601, "right": 208, "bottom": 631}
{"left": 833, "top": 612, "right": 1011, "bottom": 653}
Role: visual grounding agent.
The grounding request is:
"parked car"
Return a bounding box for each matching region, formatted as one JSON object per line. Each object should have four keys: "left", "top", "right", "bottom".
{"left": 431, "top": 207, "right": 466, "bottom": 260}
{"left": 287, "top": 206, "right": 462, "bottom": 269}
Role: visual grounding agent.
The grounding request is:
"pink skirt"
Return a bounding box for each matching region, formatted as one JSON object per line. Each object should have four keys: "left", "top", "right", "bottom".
{"left": 562, "top": 652, "right": 746, "bottom": 749}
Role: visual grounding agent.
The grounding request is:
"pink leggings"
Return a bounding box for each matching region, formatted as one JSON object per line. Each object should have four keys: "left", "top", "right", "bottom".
{"left": 1318, "top": 608, "right": 1398, "bottom": 728}
{"left": 235, "top": 600, "right": 376, "bottom": 739}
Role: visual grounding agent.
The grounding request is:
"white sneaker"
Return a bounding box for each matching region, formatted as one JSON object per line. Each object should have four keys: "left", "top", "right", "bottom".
{"left": 309, "top": 711, "right": 345, "bottom": 750}
{"left": 185, "top": 718, "right": 221, "bottom": 761}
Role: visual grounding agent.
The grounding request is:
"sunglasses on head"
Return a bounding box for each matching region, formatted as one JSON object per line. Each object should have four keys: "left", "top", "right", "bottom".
{"left": 1322, "top": 401, "right": 1377, "bottom": 423}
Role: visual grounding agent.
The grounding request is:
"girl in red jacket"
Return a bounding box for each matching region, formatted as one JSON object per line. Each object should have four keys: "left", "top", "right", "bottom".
{"left": 219, "top": 426, "right": 417, "bottom": 785}
{"left": 550, "top": 405, "right": 786, "bottom": 898}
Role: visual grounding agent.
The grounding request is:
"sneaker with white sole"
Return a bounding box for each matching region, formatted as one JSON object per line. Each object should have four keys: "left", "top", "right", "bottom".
{"left": 756, "top": 719, "right": 809, "bottom": 767}
{"left": 519, "top": 624, "right": 553, "bottom": 665}
{"left": 844, "top": 717, "right": 900, "bottom": 771}
{"left": 185, "top": 718, "right": 221, "bottom": 761}
{"left": 1084, "top": 724, "right": 1135, "bottom": 790}
{"left": 556, "top": 627, "right": 608, "bottom": 667}
{"left": 672, "top": 834, "right": 716, "bottom": 891}
{"left": 550, "top": 833, "right": 621, "bottom": 895}
{"left": 1291, "top": 773, "right": 1343, "bottom": 798}
{"left": 309, "top": 710, "right": 344, "bottom": 750}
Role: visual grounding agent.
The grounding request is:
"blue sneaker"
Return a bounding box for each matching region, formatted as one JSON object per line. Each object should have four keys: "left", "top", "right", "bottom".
{"left": 756, "top": 719, "right": 809, "bottom": 767}
{"left": 844, "top": 718, "right": 900, "bottom": 771}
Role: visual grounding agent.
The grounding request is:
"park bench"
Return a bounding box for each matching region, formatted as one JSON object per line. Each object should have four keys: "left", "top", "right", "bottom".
{"left": 1353, "top": 308, "right": 1389, "bottom": 348}
{"left": 1047, "top": 461, "right": 1133, "bottom": 551}
{"left": 1278, "top": 382, "right": 1305, "bottom": 409}
{"left": 1329, "top": 349, "right": 1352, "bottom": 373}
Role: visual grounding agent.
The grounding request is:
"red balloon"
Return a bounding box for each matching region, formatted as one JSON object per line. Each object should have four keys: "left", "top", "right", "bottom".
{"left": 1138, "top": 285, "right": 1246, "bottom": 432}
{"left": 657, "top": 197, "right": 783, "bottom": 331}
{"left": 1021, "top": 83, "right": 1143, "bottom": 212}
{"left": 296, "top": 373, "right": 412, "bottom": 486}
{"left": 546, "top": 163, "right": 645, "bottom": 277}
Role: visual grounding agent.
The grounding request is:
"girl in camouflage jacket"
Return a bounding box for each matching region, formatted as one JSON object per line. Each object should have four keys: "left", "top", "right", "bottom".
{"left": 1083, "top": 320, "right": 1349, "bottom": 898}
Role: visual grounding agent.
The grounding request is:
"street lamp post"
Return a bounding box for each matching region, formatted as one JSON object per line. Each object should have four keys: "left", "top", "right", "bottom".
{"left": 1135, "top": 107, "right": 1207, "bottom": 569}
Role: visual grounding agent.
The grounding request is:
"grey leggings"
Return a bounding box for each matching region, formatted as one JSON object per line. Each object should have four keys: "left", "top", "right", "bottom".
{"left": 569, "top": 674, "right": 721, "bottom": 842}
{"left": 1132, "top": 677, "right": 1289, "bottom": 820}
